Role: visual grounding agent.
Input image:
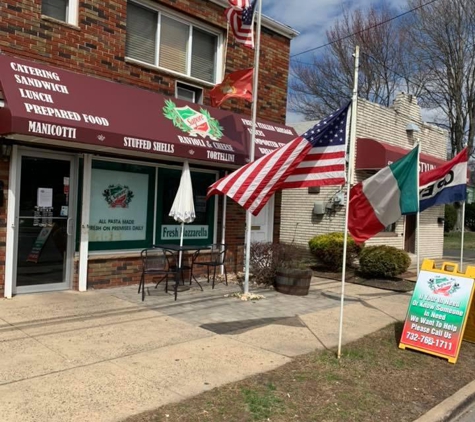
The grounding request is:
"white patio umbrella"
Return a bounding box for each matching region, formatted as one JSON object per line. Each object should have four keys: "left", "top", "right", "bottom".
{"left": 169, "top": 160, "right": 196, "bottom": 267}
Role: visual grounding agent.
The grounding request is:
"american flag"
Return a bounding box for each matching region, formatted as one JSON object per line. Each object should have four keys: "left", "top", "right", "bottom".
{"left": 207, "top": 102, "right": 351, "bottom": 216}
{"left": 225, "top": 0, "right": 256, "bottom": 48}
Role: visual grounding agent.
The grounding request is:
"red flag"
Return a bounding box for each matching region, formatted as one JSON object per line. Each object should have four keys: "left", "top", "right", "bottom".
{"left": 207, "top": 103, "right": 351, "bottom": 216}
{"left": 225, "top": 0, "right": 256, "bottom": 48}
{"left": 210, "top": 68, "right": 253, "bottom": 108}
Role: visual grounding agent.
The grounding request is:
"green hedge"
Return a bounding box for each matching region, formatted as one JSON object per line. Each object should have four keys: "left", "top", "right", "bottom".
{"left": 308, "top": 232, "right": 363, "bottom": 271}
{"left": 359, "top": 245, "right": 411, "bottom": 278}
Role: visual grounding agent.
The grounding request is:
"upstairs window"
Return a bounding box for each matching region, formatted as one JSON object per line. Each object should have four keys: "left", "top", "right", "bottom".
{"left": 41, "top": 0, "right": 78, "bottom": 25}
{"left": 126, "top": 2, "right": 221, "bottom": 83}
{"left": 176, "top": 82, "right": 203, "bottom": 104}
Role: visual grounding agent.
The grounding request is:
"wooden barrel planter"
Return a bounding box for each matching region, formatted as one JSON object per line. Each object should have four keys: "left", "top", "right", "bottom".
{"left": 274, "top": 268, "right": 313, "bottom": 296}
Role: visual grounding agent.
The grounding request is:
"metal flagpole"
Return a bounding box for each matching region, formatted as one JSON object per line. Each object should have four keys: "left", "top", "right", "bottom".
{"left": 461, "top": 201, "right": 466, "bottom": 271}
{"left": 337, "top": 45, "right": 359, "bottom": 359}
{"left": 243, "top": 0, "right": 262, "bottom": 295}
{"left": 221, "top": 171, "right": 228, "bottom": 275}
{"left": 416, "top": 139, "right": 421, "bottom": 276}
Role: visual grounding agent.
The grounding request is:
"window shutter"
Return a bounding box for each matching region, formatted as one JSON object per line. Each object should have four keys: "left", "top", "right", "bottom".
{"left": 42, "top": 0, "right": 67, "bottom": 21}
{"left": 191, "top": 29, "right": 217, "bottom": 83}
{"left": 126, "top": 3, "right": 157, "bottom": 65}
{"left": 159, "top": 16, "right": 188, "bottom": 75}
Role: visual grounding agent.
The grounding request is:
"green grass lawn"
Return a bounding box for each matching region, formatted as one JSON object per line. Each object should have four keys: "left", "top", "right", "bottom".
{"left": 444, "top": 231, "right": 475, "bottom": 249}
{"left": 124, "top": 323, "right": 475, "bottom": 422}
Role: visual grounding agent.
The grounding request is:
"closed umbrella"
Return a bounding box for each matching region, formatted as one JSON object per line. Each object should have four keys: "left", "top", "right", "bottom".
{"left": 169, "top": 160, "right": 196, "bottom": 267}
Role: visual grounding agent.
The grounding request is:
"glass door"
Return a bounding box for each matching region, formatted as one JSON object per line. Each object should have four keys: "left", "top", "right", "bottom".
{"left": 14, "top": 152, "right": 76, "bottom": 293}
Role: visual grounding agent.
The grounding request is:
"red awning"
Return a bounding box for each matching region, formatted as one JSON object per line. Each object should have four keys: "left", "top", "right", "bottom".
{"left": 355, "top": 138, "right": 446, "bottom": 172}
{"left": 0, "top": 55, "right": 297, "bottom": 166}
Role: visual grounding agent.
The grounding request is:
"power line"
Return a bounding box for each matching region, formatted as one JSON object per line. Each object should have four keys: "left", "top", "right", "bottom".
{"left": 290, "top": 0, "right": 440, "bottom": 58}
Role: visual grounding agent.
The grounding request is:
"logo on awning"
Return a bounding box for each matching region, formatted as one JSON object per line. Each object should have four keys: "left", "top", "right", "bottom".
{"left": 163, "top": 100, "right": 224, "bottom": 141}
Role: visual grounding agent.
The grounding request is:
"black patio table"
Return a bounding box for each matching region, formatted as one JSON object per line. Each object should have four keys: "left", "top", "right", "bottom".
{"left": 153, "top": 244, "right": 212, "bottom": 294}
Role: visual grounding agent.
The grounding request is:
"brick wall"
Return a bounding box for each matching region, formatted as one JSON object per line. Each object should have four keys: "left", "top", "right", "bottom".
{"left": 73, "top": 247, "right": 244, "bottom": 290}
{"left": 0, "top": 0, "right": 292, "bottom": 292}
{"left": 282, "top": 94, "right": 447, "bottom": 260}
{"left": 0, "top": 0, "right": 291, "bottom": 124}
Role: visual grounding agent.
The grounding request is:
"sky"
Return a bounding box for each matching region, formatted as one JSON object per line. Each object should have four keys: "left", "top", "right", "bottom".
{"left": 260, "top": 0, "right": 407, "bottom": 124}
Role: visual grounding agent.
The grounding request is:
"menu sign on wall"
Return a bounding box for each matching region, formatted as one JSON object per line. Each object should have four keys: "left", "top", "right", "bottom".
{"left": 399, "top": 266, "right": 475, "bottom": 363}
{"left": 89, "top": 169, "right": 148, "bottom": 242}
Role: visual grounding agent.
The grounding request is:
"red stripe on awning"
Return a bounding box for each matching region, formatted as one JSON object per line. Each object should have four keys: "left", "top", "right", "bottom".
{"left": 355, "top": 138, "right": 445, "bottom": 172}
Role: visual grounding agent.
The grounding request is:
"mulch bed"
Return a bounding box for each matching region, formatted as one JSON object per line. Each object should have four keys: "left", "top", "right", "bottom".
{"left": 311, "top": 266, "right": 416, "bottom": 293}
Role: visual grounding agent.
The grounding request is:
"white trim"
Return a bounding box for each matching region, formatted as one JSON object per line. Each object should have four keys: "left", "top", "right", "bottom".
{"left": 267, "top": 195, "right": 275, "bottom": 242}
{"left": 213, "top": 184, "right": 219, "bottom": 244}
{"left": 152, "top": 167, "right": 158, "bottom": 245}
{"left": 128, "top": 0, "right": 224, "bottom": 83}
{"left": 68, "top": 0, "right": 79, "bottom": 26}
{"left": 79, "top": 154, "right": 92, "bottom": 292}
{"left": 12, "top": 148, "right": 77, "bottom": 295}
{"left": 4, "top": 145, "right": 19, "bottom": 298}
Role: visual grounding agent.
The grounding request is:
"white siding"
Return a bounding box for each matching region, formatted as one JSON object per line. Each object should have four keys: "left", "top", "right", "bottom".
{"left": 282, "top": 94, "right": 447, "bottom": 259}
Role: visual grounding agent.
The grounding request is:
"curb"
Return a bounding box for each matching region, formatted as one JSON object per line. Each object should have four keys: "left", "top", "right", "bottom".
{"left": 413, "top": 380, "right": 475, "bottom": 422}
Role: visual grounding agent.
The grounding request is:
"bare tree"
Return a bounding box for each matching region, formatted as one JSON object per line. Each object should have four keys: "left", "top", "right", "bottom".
{"left": 289, "top": 4, "right": 423, "bottom": 120}
{"left": 408, "top": 0, "right": 475, "bottom": 156}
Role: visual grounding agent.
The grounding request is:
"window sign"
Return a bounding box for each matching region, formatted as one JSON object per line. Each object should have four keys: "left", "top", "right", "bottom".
{"left": 89, "top": 168, "right": 149, "bottom": 242}
{"left": 161, "top": 225, "right": 209, "bottom": 240}
{"left": 399, "top": 261, "right": 475, "bottom": 363}
{"left": 156, "top": 168, "right": 216, "bottom": 246}
{"left": 37, "top": 188, "right": 53, "bottom": 208}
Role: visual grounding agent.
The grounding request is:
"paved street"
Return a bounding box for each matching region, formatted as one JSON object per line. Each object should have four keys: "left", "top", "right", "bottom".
{"left": 452, "top": 401, "right": 475, "bottom": 422}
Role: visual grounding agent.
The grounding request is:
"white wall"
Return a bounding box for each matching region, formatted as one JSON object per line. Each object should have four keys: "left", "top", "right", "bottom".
{"left": 281, "top": 94, "right": 447, "bottom": 259}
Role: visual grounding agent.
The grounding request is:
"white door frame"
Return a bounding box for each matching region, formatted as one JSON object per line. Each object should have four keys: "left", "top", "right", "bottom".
{"left": 250, "top": 196, "right": 275, "bottom": 243}
{"left": 5, "top": 147, "right": 78, "bottom": 296}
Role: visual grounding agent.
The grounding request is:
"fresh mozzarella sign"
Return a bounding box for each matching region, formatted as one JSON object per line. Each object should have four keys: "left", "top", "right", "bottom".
{"left": 161, "top": 225, "right": 209, "bottom": 240}
{"left": 399, "top": 270, "right": 475, "bottom": 362}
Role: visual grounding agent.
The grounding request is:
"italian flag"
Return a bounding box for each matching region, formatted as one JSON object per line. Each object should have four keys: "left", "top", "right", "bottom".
{"left": 348, "top": 145, "right": 419, "bottom": 244}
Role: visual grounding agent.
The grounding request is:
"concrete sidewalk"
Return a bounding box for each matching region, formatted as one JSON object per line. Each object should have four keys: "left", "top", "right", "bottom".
{"left": 0, "top": 277, "right": 411, "bottom": 422}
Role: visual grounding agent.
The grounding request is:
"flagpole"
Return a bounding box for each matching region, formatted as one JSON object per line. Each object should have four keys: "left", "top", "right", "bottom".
{"left": 416, "top": 139, "right": 421, "bottom": 276}
{"left": 243, "top": 0, "right": 262, "bottom": 295}
{"left": 461, "top": 201, "right": 466, "bottom": 271}
{"left": 221, "top": 171, "right": 228, "bottom": 275}
{"left": 337, "top": 45, "right": 359, "bottom": 359}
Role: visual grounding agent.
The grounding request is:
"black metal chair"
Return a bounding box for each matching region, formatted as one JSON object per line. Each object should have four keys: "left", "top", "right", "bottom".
{"left": 138, "top": 248, "right": 179, "bottom": 301}
{"left": 192, "top": 244, "right": 227, "bottom": 289}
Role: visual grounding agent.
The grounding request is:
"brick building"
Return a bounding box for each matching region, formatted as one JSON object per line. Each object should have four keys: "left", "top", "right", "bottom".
{"left": 0, "top": 0, "right": 298, "bottom": 297}
{"left": 282, "top": 94, "right": 447, "bottom": 260}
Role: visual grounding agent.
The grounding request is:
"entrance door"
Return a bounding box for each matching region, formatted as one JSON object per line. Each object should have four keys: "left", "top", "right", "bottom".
{"left": 405, "top": 214, "right": 417, "bottom": 254}
{"left": 250, "top": 197, "right": 274, "bottom": 243}
{"left": 14, "top": 152, "right": 76, "bottom": 293}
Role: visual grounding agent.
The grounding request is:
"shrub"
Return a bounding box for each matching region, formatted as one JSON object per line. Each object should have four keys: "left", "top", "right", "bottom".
{"left": 444, "top": 204, "right": 457, "bottom": 232}
{"left": 359, "top": 245, "right": 411, "bottom": 278}
{"left": 308, "top": 232, "right": 363, "bottom": 271}
{"left": 249, "top": 242, "right": 309, "bottom": 285}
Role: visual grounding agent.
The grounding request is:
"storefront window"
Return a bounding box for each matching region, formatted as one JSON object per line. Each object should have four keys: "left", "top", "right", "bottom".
{"left": 88, "top": 161, "right": 155, "bottom": 251}
{"left": 156, "top": 168, "right": 216, "bottom": 246}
